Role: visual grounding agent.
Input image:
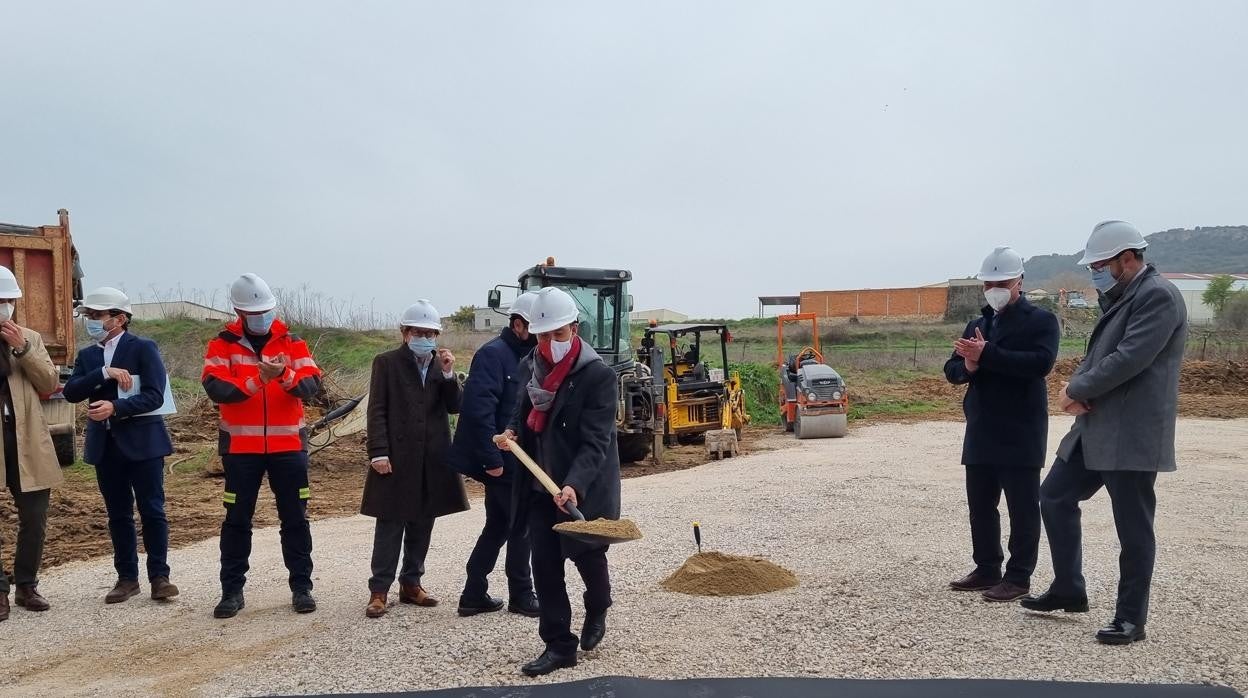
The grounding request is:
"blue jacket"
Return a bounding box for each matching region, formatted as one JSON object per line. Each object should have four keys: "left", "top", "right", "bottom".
{"left": 63, "top": 332, "right": 174, "bottom": 464}
{"left": 944, "top": 298, "right": 1060, "bottom": 468}
{"left": 449, "top": 327, "right": 535, "bottom": 482}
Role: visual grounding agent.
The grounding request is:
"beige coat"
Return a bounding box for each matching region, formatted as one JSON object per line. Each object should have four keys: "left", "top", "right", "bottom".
{"left": 0, "top": 327, "right": 63, "bottom": 492}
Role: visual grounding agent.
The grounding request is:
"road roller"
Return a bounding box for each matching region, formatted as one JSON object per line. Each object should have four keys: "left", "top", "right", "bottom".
{"left": 776, "top": 313, "right": 849, "bottom": 439}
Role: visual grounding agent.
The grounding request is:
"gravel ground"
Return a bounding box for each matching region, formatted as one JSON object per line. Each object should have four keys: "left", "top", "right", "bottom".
{"left": 1, "top": 417, "right": 1245, "bottom": 697}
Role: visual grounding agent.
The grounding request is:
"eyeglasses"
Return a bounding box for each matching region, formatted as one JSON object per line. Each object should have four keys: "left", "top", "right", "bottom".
{"left": 406, "top": 328, "right": 438, "bottom": 339}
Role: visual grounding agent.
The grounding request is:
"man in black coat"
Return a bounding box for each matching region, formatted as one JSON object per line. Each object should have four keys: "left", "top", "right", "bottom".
{"left": 944, "top": 247, "right": 1060, "bottom": 603}
{"left": 449, "top": 292, "right": 540, "bottom": 618}
{"left": 495, "top": 287, "right": 621, "bottom": 678}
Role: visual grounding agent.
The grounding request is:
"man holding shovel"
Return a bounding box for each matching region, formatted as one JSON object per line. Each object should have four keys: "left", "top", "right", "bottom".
{"left": 495, "top": 286, "right": 621, "bottom": 678}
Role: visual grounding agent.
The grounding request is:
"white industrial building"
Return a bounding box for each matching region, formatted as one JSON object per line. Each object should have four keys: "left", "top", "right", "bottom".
{"left": 473, "top": 305, "right": 509, "bottom": 331}
{"left": 1162, "top": 273, "right": 1248, "bottom": 325}
{"left": 629, "top": 308, "right": 688, "bottom": 325}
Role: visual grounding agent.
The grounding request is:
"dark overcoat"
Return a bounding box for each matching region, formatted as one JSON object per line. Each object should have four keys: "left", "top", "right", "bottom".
{"left": 508, "top": 344, "right": 621, "bottom": 556}
{"left": 362, "top": 345, "right": 468, "bottom": 521}
{"left": 944, "top": 298, "right": 1060, "bottom": 468}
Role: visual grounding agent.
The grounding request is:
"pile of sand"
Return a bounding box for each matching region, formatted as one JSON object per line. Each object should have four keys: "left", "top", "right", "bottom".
{"left": 661, "top": 551, "right": 798, "bottom": 596}
{"left": 553, "top": 518, "right": 643, "bottom": 541}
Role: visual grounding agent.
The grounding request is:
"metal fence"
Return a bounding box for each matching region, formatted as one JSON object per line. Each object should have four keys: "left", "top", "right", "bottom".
{"left": 728, "top": 331, "right": 1248, "bottom": 372}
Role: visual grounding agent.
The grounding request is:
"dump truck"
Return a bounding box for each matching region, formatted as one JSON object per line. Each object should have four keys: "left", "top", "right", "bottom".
{"left": 0, "top": 209, "right": 85, "bottom": 465}
{"left": 488, "top": 258, "right": 664, "bottom": 463}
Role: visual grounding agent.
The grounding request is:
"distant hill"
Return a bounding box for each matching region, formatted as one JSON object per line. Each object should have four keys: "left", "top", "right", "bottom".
{"left": 1025, "top": 226, "right": 1248, "bottom": 290}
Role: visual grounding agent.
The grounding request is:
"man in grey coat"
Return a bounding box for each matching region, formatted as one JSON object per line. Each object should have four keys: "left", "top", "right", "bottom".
{"left": 1021, "top": 221, "right": 1188, "bottom": 646}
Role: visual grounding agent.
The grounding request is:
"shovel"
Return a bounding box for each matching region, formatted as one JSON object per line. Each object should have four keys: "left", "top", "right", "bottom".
{"left": 505, "top": 439, "right": 641, "bottom": 546}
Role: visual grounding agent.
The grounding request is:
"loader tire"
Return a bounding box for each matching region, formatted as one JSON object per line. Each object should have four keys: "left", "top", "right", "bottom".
{"left": 54, "top": 432, "right": 76, "bottom": 467}
{"left": 617, "top": 433, "right": 652, "bottom": 464}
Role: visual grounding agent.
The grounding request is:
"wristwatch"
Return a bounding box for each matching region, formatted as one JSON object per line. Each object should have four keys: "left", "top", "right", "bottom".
{"left": 11, "top": 339, "right": 31, "bottom": 358}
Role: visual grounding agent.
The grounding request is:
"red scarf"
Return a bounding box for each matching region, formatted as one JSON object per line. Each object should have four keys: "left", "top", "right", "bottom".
{"left": 527, "top": 336, "right": 583, "bottom": 433}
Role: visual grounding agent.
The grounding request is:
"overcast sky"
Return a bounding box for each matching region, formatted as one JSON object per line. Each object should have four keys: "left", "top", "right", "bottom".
{"left": 3, "top": 1, "right": 1246, "bottom": 321}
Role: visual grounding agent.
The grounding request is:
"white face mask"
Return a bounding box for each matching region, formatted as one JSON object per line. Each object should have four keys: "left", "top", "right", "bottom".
{"left": 0, "top": 302, "right": 12, "bottom": 323}
{"left": 984, "top": 287, "right": 1013, "bottom": 312}
{"left": 549, "top": 338, "right": 573, "bottom": 363}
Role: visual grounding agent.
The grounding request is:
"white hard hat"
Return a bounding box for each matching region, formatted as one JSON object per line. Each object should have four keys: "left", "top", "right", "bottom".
{"left": 976, "top": 246, "right": 1025, "bottom": 282}
{"left": 509, "top": 291, "right": 539, "bottom": 323}
{"left": 78, "top": 286, "right": 132, "bottom": 314}
{"left": 1078, "top": 220, "right": 1148, "bottom": 266}
{"left": 528, "top": 287, "right": 579, "bottom": 335}
{"left": 0, "top": 266, "right": 22, "bottom": 299}
{"left": 230, "top": 273, "right": 277, "bottom": 312}
{"left": 401, "top": 299, "right": 442, "bottom": 331}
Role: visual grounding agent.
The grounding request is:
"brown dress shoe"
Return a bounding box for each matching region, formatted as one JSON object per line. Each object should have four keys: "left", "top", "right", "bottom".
{"left": 399, "top": 584, "right": 438, "bottom": 607}
{"left": 365, "top": 592, "right": 388, "bottom": 618}
{"left": 151, "top": 577, "right": 180, "bottom": 601}
{"left": 106, "top": 580, "right": 142, "bottom": 604}
{"left": 0, "top": 593, "right": 9, "bottom": 622}
{"left": 15, "top": 584, "right": 50, "bottom": 612}
{"left": 949, "top": 571, "right": 1000, "bottom": 592}
{"left": 983, "top": 581, "right": 1030, "bottom": 603}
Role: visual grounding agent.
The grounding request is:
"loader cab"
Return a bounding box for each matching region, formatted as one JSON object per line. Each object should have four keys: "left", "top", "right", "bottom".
{"left": 642, "top": 324, "right": 748, "bottom": 445}
{"left": 512, "top": 262, "right": 634, "bottom": 366}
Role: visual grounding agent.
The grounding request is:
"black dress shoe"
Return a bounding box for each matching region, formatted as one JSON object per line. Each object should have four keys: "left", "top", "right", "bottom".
{"left": 1019, "top": 590, "right": 1089, "bottom": 613}
{"left": 1096, "top": 618, "right": 1146, "bottom": 645}
{"left": 508, "top": 595, "right": 541, "bottom": 618}
{"left": 521, "top": 650, "right": 577, "bottom": 677}
{"left": 292, "top": 590, "right": 317, "bottom": 614}
{"left": 458, "top": 595, "right": 505, "bottom": 617}
{"left": 581, "top": 611, "right": 607, "bottom": 651}
{"left": 213, "top": 592, "right": 245, "bottom": 619}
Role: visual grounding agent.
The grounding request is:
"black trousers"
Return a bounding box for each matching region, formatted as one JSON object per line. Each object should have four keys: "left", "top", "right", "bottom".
{"left": 1040, "top": 441, "right": 1158, "bottom": 625}
{"left": 219, "top": 451, "right": 313, "bottom": 594}
{"left": 369, "top": 517, "right": 434, "bottom": 592}
{"left": 462, "top": 478, "right": 533, "bottom": 601}
{"left": 1, "top": 420, "right": 49, "bottom": 594}
{"left": 528, "top": 491, "right": 612, "bottom": 656}
{"left": 965, "top": 464, "right": 1041, "bottom": 586}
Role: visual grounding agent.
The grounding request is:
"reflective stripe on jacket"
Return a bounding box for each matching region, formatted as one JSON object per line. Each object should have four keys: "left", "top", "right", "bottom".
{"left": 201, "top": 317, "right": 322, "bottom": 455}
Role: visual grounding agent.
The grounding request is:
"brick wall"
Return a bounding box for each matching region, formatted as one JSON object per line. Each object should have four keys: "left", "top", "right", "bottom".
{"left": 800, "top": 287, "right": 948, "bottom": 320}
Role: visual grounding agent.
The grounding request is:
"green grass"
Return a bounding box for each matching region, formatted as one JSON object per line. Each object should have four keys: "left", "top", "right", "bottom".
{"left": 848, "top": 399, "right": 943, "bottom": 421}
{"left": 289, "top": 326, "right": 395, "bottom": 374}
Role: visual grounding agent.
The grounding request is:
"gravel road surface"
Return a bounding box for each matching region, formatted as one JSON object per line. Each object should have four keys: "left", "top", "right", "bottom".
{"left": 0, "top": 417, "right": 1244, "bottom": 697}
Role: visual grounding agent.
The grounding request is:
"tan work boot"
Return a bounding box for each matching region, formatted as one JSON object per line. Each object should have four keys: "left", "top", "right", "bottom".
{"left": 151, "top": 577, "right": 180, "bottom": 600}
{"left": 15, "top": 584, "right": 49, "bottom": 612}
{"left": 365, "top": 592, "right": 388, "bottom": 618}
{"left": 105, "top": 579, "right": 141, "bottom": 604}
{"left": 399, "top": 584, "right": 438, "bottom": 607}
{"left": 0, "top": 592, "right": 9, "bottom": 622}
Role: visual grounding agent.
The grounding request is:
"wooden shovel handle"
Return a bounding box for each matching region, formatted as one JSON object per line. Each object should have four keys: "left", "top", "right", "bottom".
{"left": 506, "top": 439, "right": 562, "bottom": 497}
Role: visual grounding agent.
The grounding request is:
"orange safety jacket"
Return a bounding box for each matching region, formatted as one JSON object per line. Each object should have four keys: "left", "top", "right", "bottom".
{"left": 201, "top": 317, "right": 322, "bottom": 455}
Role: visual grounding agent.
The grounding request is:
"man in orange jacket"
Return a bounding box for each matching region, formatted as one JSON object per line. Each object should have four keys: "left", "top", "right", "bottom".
{"left": 201, "top": 273, "right": 322, "bottom": 619}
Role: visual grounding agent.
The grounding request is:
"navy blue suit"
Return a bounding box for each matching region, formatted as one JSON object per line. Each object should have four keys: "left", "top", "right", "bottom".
{"left": 64, "top": 331, "right": 175, "bottom": 582}
{"left": 449, "top": 326, "right": 537, "bottom": 604}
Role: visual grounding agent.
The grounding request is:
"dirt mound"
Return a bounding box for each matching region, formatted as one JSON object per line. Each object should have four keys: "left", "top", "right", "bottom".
{"left": 1180, "top": 361, "right": 1248, "bottom": 396}
{"left": 662, "top": 551, "right": 798, "bottom": 597}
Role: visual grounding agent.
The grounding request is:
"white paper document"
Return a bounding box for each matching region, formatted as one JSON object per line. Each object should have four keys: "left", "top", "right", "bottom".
{"left": 117, "top": 374, "right": 178, "bottom": 417}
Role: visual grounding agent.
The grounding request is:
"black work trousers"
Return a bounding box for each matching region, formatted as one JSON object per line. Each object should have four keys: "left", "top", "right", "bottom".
{"left": 528, "top": 490, "right": 612, "bottom": 656}
{"left": 369, "top": 517, "right": 434, "bottom": 592}
{"left": 462, "top": 478, "right": 533, "bottom": 602}
{"left": 219, "top": 451, "right": 313, "bottom": 594}
{"left": 965, "top": 464, "right": 1041, "bottom": 586}
{"left": 1, "top": 420, "right": 49, "bottom": 594}
{"left": 1040, "top": 441, "right": 1158, "bottom": 625}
